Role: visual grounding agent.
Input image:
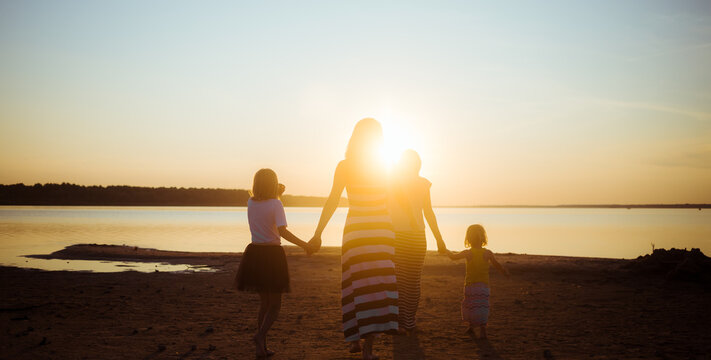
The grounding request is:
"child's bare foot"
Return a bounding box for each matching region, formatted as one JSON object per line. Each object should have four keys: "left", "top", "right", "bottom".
{"left": 348, "top": 341, "right": 362, "bottom": 353}
{"left": 362, "top": 345, "right": 379, "bottom": 359}
{"left": 263, "top": 339, "right": 275, "bottom": 357}
{"left": 253, "top": 335, "right": 267, "bottom": 357}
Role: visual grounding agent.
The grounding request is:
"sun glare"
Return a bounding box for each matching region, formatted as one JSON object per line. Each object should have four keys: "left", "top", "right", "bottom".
{"left": 377, "top": 112, "right": 420, "bottom": 167}
{"left": 380, "top": 137, "right": 406, "bottom": 166}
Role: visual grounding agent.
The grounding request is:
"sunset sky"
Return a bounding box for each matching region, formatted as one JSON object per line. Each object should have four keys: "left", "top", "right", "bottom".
{"left": 1, "top": 0, "right": 710, "bottom": 205}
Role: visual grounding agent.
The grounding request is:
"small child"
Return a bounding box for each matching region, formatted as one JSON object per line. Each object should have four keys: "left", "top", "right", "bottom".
{"left": 235, "top": 168, "right": 312, "bottom": 358}
{"left": 448, "top": 224, "right": 509, "bottom": 339}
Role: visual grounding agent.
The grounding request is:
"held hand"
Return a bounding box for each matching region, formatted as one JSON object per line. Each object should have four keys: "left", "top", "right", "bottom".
{"left": 278, "top": 183, "right": 286, "bottom": 196}
{"left": 303, "top": 242, "right": 315, "bottom": 256}
{"left": 436, "top": 240, "right": 448, "bottom": 255}
{"left": 437, "top": 245, "right": 449, "bottom": 255}
{"left": 307, "top": 235, "right": 322, "bottom": 254}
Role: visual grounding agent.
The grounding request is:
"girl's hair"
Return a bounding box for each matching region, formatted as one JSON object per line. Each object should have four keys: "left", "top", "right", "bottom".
{"left": 251, "top": 168, "right": 279, "bottom": 201}
{"left": 345, "top": 118, "right": 384, "bottom": 163}
{"left": 464, "top": 224, "right": 488, "bottom": 248}
{"left": 397, "top": 149, "right": 422, "bottom": 176}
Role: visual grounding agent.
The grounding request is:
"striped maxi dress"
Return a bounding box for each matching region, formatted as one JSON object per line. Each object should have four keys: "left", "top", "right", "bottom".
{"left": 393, "top": 230, "right": 427, "bottom": 330}
{"left": 341, "top": 185, "right": 399, "bottom": 342}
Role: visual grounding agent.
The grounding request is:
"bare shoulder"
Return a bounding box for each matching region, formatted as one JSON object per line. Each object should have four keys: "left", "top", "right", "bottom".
{"left": 335, "top": 160, "right": 349, "bottom": 177}
{"left": 418, "top": 176, "right": 432, "bottom": 188}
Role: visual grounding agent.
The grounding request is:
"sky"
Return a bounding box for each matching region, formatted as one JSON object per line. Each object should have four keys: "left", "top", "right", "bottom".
{"left": 1, "top": 0, "right": 710, "bottom": 205}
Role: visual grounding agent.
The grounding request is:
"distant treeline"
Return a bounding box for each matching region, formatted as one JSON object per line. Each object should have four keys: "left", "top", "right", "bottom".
{"left": 0, "top": 183, "right": 346, "bottom": 207}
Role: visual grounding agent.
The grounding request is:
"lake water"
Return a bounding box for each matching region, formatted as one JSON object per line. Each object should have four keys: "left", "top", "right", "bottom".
{"left": 1, "top": 206, "right": 709, "bottom": 272}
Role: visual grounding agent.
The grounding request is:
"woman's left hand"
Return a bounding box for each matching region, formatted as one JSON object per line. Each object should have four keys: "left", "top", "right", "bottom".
{"left": 308, "top": 235, "right": 322, "bottom": 253}
{"left": 436, "top": 241, "right": 448, "bottom": 254}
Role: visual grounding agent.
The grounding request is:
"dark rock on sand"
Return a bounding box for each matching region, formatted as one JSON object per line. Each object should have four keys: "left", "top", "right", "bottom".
{"left": 624, "top": 248, "right": 711, "bottom": 284}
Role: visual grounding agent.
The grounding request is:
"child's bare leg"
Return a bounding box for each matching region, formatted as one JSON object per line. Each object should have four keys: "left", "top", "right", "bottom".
{"left": 349, "top": 340, "right": 361, "bottom": 353}
{"left": 254, "top": 293, "right": 281, "bottom": 356}
{"left": 479, "top": 325, "right": 487, "bottom": 339}
{"left": 258, "top": 293, "right": 269, "bottom": 328}
{"left": 465, "top": 323, "right": 474, "bottom": 334}
{"left": 254, "top": 293, "right": 269, "bottom": 357}
{"left": 256, "top": 293, "right": 281, "bottom": 353}
{"left": 362, "top": 334, "right": 379, "bottom": 360}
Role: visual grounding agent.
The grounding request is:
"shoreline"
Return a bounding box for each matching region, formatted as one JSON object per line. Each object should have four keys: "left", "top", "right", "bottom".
{"left": 23, "top": 244, "right": 630, "bottom": 269}
{"left": 6, "top": 244, "right": 697, "bottom": 274}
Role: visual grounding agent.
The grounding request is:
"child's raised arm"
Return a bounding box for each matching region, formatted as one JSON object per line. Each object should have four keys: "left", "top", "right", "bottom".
{"left": 279, "top": 226, "right": 313, "bottom": 255}
{"left": 486, "top": 250, "right": 510, "bottom": 278}
{"left": 448, "top": 249, "right": 470, "bottom": 261}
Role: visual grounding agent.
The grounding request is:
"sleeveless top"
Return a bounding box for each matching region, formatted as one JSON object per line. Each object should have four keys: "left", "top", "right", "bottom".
{"left": 465, "top": 248, "right": 489, "bottom": 285}
{"left": 388, "top": 176, "right": 432, "bottom": 232}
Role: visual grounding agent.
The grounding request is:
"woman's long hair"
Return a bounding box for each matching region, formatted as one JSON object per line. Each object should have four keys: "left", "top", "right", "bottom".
{"left": 345, "top": 118, "right": 385, "bottom": 176}
{"left": 346, "top": 118, "right": 383, "bottom": 162}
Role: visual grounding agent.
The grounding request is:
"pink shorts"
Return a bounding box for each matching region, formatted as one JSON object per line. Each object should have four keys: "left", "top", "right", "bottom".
{"left": 461, "top": 283, "right": 490, "bottom": 326}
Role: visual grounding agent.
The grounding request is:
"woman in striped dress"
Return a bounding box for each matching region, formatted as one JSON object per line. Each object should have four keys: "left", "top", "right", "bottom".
{"left": 310, "top": 118, "right": 398, "bottom": 360}
{"left": 389, "top": 149, "right": 448, "bottom": 334}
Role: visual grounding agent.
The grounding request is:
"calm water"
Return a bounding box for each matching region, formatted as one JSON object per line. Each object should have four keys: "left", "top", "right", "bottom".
{"left": 1, "top": 206, "right": 709, "bottom": 272}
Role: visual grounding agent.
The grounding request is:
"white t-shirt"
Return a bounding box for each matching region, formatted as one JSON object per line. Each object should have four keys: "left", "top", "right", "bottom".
{"left": 247, "top": 198, "right": 287, "bottom": 245}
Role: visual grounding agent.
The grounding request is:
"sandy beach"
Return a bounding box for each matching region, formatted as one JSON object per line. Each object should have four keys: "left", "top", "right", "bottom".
{"left": 2, "top": 245, "right": 710, "bottom": 359}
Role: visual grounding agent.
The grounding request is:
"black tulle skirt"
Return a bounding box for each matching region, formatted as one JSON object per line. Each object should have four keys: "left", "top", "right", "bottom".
{"left": 235, "top": 243, "right": 290, "bottom": 293}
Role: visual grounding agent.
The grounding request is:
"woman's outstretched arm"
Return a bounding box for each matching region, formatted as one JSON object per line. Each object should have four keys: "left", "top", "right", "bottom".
{"left": 311, "top": 161, "right": 347, "bottom": 241}
{"left": 422, "top": 186, "right": 447, "bottom": 253}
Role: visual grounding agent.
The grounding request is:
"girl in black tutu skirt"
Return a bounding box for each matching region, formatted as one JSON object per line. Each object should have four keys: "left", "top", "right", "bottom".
{"left": 235, "top": 168, "right": 313, "bottom": 357}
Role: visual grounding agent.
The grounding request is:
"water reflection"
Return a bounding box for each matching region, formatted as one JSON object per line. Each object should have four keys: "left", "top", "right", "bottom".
{"left": 1, "top": 206, "right": 709, "bottom": 272}
{"left": 10, "top": 256, "right": 216, "bottom": 273}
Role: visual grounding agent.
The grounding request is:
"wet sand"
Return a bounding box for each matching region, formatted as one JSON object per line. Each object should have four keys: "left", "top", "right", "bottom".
{"left": 2, "top": 245, "right": 710, "bottom": 359}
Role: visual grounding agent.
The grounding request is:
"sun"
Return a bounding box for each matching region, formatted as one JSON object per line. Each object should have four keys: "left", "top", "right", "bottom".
{"left": 377, "top": 114, "right": 418, "bottom": 167}
{"left": 380, "top": 137, "right": 407, "bottom": 166}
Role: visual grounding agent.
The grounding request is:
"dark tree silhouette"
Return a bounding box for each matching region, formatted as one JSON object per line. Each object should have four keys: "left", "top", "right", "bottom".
{"left": 0, "top": 183, "right": 346, "bottom": 207}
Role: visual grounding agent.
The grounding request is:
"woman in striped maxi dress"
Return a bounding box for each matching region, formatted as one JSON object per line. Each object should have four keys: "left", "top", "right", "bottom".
{"left": 389, "top": 149, "right": 448, "bottom": 334}
{"left": 310, "top": 118, "right": 398, "bottom": 360}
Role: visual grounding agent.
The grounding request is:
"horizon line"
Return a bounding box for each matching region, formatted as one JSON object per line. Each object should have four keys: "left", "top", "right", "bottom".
{"left": 1, "top": 182, "right": 709, "bottom": 208}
